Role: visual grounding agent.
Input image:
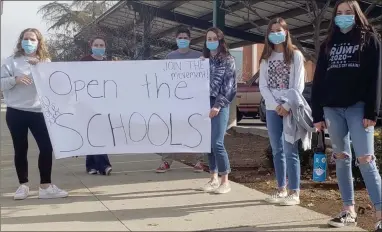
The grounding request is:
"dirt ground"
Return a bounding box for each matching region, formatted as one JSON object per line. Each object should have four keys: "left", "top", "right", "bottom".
{"left": 175, "top": 129, "right": 375, "bottom": 231}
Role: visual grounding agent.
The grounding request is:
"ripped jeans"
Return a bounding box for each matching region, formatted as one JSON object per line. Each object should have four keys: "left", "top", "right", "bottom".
{"left": 324, "top": 102, "right": 382, "bottom": 211}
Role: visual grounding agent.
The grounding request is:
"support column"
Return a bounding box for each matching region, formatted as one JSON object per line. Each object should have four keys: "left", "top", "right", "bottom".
{"left": 213, "top": 0, "right": 225, "bottom": 29}
{"left": 242, "top": 45, "right": 253, "bottom": 82}
{"left": 213, "top": 0, "right": 237, "bottom": 130}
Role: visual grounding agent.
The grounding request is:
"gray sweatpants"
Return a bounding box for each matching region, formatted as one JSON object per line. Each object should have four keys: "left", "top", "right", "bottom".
{"left": 158, "top": 153, "right": 207, "bottom": 166}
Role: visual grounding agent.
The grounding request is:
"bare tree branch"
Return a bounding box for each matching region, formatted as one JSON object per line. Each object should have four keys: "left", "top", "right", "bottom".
{"left": 312, "top": 0, "right": 320, "bottom": 18}
{"left": 238, "top": 0, "right": 270, "bottom": 21}
{"left": 305, "top": 2, "right": 315, "bottom": 22}
{"left": 318, "top": 0, "right": 332, "bottom": 19}
{"left": 365, "top": 2, "right": 377, "bottom": 16}
{"left": 221, "top": 2, "right": 265, "bottom": 32}
{"left": 286, "top": 1, "right": 310, "bottom": 12}
{"left": 302, "top": 0, "right": 332, "bottom": 59}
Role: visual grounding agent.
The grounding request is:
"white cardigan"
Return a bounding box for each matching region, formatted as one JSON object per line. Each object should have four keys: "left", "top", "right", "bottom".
{"left": 259, "top": 50, "right": 305, "bottom": 111}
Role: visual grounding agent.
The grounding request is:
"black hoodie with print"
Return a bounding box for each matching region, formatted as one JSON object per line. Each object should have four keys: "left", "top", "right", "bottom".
{"left": 311, "top": 27, "right": 381, "bottom": 123}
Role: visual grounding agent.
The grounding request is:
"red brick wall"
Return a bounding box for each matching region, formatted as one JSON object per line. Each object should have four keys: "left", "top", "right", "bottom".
{"left": 242, "top": 45, "right": 253, "bottom": 81}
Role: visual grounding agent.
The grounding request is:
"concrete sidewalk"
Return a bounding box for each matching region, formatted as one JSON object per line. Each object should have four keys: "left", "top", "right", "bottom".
{"left": 1, "top": 110, "right": 363, "bottom": 231}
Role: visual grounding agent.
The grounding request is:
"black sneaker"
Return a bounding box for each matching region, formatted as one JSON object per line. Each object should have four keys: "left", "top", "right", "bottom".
{"left": 327, "top": 211, "right": 357, "bottom": 228}
{"left": 375, "top": 220, "right": 382, "bottom": 232}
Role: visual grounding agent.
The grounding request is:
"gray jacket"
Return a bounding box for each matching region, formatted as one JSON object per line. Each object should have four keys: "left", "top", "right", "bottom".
{"left": 279, "top": 89, "right": 316, "bottom": 150}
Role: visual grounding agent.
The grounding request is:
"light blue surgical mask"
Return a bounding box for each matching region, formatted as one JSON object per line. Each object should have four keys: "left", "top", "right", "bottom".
{"left": 206, "top": 41, "right": 219, "bottom": 51}
{"left": 92, "top": 47, "right": 105, "bottom": 56}
{"left": 268, "top": 31, "right": 286, "bottom": 45}
{"left": 176, "top": 39, "right": 190, "bottom": 49}
{"left": 21, "top": 40, "right": 38, "bottom": 54}
{"left": 334, "top": 15, "right": 355, "bottom": 30}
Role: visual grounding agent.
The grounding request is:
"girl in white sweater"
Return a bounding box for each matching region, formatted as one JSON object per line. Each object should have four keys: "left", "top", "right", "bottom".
{"left": 259, "top": 18, "right": 305, "bottom": 206}
{"left": 1, "top": 28, "right": 68, "bottom": 200}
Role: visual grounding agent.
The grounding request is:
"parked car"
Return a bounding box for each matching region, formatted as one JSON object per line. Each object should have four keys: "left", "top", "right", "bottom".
{"left": 236, "top": 72, "right": 261, "bottom": 122}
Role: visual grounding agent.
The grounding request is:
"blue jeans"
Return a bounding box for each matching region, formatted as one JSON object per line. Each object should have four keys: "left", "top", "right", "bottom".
{"left": 86, "top": 154, "right": 111, "bottom": 174}
{"left": 208, "top": 97, "right": 231, "bottom": 175}
{"left": 266, "top": 110, "right": 300, "bottom": 190}
{"left": 324, "top": 102, "right": 382, "bottom": 210}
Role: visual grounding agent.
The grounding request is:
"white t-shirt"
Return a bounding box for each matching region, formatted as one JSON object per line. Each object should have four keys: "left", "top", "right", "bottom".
{"left": 259, "top": 50, "right": 305, "bottom": 111}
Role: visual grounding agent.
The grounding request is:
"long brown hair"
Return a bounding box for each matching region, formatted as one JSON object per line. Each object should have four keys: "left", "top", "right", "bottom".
{"left": 14, "top": 28, "right": 50, "bottom": 61}
{"left": 202, "top": 27, "right": 230, "bottom": 58}
{"left": 324, "top": 0, "right": 378, "bottom": 54}
{"left": 260, "top": 17, "right": 297, "bottom": 65}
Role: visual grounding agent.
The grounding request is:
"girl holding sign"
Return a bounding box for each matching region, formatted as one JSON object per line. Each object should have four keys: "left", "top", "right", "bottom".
{"left": 259, "top": 18, "right": 306, "bottom": 206}
{"left": 199, "top": 27, "right": 236, "bottom": 194}
{"left": 79, "top": 36, "right": 113, "bottom": 176}
{"left": 0, "top": 28, "right": 68, "bottom": 200}
{"left": 311, "top": 1, "right": 381, "bottom": 230}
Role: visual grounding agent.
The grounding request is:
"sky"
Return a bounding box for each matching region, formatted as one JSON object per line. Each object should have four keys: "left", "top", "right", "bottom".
{"left": 1, "top": 1, "right": 53, "bottom": 61}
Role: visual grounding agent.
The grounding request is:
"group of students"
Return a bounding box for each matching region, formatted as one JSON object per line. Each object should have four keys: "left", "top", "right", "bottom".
{"left": 0, "top": 0, "right": 381, "bottom": 231}
{"left": 258, "top": 1, "right": 381, "bottom": 231}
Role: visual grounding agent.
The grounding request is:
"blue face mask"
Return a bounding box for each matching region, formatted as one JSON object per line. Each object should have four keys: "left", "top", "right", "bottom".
{"left": 268, "top": 31, "right": 286, "bottom": 45}
{"left": 206, "top": 41, "right": 219, "bottom": 51}
{"left": 334, "top": 15, "right": 355, "bottom": 30}
{"left": 92, "top": 47, "right": 105, "bottom": 56}
{"left": 21, "top": 40, "right": 38, "bottom": 54}
{"left": 176, "top": 39, "right": 190, "bottom": 49}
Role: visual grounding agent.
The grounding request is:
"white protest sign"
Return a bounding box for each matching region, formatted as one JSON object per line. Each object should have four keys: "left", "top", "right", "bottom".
{"left": 31, "top": 59, "right": 211, "bottom": 159}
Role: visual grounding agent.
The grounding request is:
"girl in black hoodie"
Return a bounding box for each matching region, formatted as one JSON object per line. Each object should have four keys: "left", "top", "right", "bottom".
{"left": 311, "top": 1, "right": 381, "bottom": 231}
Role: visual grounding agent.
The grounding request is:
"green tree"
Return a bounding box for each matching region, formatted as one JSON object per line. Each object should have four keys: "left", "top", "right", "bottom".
{"left": 46, "top": 33, "right": 84, "bottom": 61}
{"left": 38, "top": 1, "right": 115, "bottom": 61}
{"left": 71, "top": 0, "right": 111, "bottom": 20}
{"left": 38, "top": 1, "right": 113, "bottom": 33}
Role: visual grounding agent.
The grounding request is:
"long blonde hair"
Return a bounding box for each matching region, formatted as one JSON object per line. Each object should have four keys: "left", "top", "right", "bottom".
{"left": 14, "top": 28, "right": 50, "bottom": 61}
{"left": 260, "top": 17, "right": 298, "bottom": 65}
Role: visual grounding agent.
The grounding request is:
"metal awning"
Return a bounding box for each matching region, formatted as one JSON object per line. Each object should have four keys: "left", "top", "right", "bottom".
{"left": 74, "top": 0, "right": 382, "bottom": 59}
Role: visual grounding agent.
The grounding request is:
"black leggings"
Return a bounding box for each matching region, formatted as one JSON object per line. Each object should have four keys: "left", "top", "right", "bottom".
{"left": 6, "top": 107, "right": 53, "bottom": 184}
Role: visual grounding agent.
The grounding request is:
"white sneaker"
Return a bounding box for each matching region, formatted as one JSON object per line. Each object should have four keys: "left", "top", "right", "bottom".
{"left": 279, "top": 193, "right": 300, "bottom": 206}
{"left": 88, "top": 169, "right": 97, "bottom": 175}
{"left": 264, "top": 191, "right": 288, "bottom": 203}
{"left": 39, "top": 185, "right": 68, "bottom": 199}
{"left": 105, "top": 166, "right": 112, "bottom": 176}
{"left": 214, "top": 182, "right": 231, "bottom": 194}
{"left": 199, "top": 179, "right": 219, "bottom": 192}
{"left": 375, "top": 220, "right": 382, "bottom": 232}
{"left": 14, "top": 185, "right": 29, "bottom": 200}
